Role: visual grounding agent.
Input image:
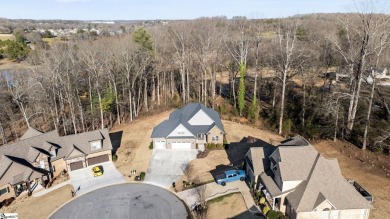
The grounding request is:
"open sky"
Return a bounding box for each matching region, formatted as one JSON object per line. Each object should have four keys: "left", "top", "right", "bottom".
{"left": 0, "top": 0, "right": 388, "bottom": 20}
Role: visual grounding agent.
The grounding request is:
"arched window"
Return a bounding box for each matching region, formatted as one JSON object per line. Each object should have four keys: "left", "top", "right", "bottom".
{"left": 323, "top": 208, "right": 330, "bottom": 211}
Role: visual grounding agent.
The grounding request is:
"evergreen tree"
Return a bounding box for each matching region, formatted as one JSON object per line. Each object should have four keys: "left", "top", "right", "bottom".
{"left": 238, "top": 62, "right": 246, "bottom": 116}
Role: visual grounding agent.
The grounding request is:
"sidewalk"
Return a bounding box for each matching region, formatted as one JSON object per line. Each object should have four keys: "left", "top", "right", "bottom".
{"left": 177, "top": 180, "right": 260, "bottom": 214}
{"left": 32, "top": 181, "right": 71, "bottom": 197}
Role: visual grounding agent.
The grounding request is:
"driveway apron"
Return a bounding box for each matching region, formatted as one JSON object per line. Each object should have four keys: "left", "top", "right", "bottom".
{"left": 144, "top": 149, "right": 198, "bottom": 188}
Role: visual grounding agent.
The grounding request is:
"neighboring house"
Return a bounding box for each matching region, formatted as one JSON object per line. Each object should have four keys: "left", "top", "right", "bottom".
{"left": 0, "top": 127, "right": 112, "bottom": 202}
{"left": 366, "top": 67, "right": 388, "bottom": 84}
{"left": 245, "top": 136, "right": 372, "bottom": 219}
{"left": 151, "top": 103, "right": 225, "bottom": 150}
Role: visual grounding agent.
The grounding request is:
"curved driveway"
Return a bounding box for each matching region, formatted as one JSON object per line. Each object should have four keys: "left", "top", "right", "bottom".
{"left": 51, "top": 183, "right": 188, "bottom": 219}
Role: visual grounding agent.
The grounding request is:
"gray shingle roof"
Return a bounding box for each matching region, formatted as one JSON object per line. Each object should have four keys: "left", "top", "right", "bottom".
{"left": 0, "top": 128, "right": 112, "bottom": 186}
{"left": 247, "top": 135, "right": 372, "bottom": 212}
{"left": 246, "top": 146, "right": 276, "bottom": 175}
{"left": 260, "top": 172, "right": 282, "bottom": 197}
{"left": 151, "top": 103, "right": 224, "bottom": 138}
{"left": 20, "top": 127, "right": 43, "bottom": 140}
{"left": 278, "top": 145, "right": 318, "bottom": 181}
{"left": 286, "top": 156, "right": 372, "bottom": 212}
{"left": 279, "top": 135, "right": 310, "bottom": 146}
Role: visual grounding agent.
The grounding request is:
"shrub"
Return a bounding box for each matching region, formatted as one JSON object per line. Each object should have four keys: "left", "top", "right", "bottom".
{"left": 216, "top": 143, "right": 224, "bottom": 149}
{"left": 263, "top": 205, "right": 270, "bottom": 215}
{"left": 207, "top": 143, "right": 216, "bottom": 149}
{"left": 267, "top": 210, "right": 278, "bottom": 219}
{"left": 149, "top": 141, "right": 153, "bottom": 150}
{"left": 112, "top": 154, "right": 118, "bottom": 162}
{"left": 259, "top": 197, "right": 266, "bottom": 204}
{"left": 140, "top": 172, "right": 146, "bottom": 180}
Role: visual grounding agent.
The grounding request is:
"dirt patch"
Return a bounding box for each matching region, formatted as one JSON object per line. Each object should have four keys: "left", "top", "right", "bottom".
{"left": 207, "top": 193, "right": 258, "bottom": 219}
{"left": 110, "top": 110, "right": 173, "bottom": 181}
{"left": 313, "top": 140, "right": 390, "bottom": 219}
{"left": 1, "top": 185, "right": 73, "bottom": 219}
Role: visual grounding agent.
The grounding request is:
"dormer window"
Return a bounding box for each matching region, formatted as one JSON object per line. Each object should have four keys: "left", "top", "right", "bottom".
{"left": 50, "top": 149, "right": 57, "bottom": 158}
{"left": 90, "top": 140, "right": 102, "bottom": 151}
{"left": 178, "top": 130, "right": 185, "bottom": 134}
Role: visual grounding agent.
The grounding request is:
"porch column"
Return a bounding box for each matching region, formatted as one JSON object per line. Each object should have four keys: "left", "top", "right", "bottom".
{"left": 272, "top": 197, "right": 275, "bottom": 210}
{"left": 26, "top": 180, "right": 31, "bottom": 195}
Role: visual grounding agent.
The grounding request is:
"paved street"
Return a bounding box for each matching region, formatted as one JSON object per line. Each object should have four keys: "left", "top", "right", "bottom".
{"left": 68, "top": 161, "right": 125, "bottom": 196}
{"left": 144, "top": 149, "right": 198, "bottom": 188}
{"left": 50, "top": 183, "right": 188, "bottom": 219}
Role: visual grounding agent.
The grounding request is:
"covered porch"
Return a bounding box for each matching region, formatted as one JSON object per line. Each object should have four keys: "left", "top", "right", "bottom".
{"left": 258, "top": 172, "right": 285, "bottom": 212}
{"left": 10, "top": 170, "right": 50, "bottom": 197}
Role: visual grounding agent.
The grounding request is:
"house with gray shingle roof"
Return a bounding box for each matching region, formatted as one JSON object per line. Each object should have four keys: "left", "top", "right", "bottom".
{"left": 151, "top": 103, "right": 225, "bottom": 150}
{"left": 245, "top": 136, "right": 372, "bottom": 219}
{"left": 0, "top": 127, "right": 112, "bottom": 202}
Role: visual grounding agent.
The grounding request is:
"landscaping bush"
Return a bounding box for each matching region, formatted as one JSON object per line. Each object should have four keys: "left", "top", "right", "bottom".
{"left": 216, "top": 143, "right": 224, "bottom": 149}
{"left": 259, "top": 197, "right": 266, "bottom": 204}
{"left": 263, "top": 205, "right": 270, "bottom": 215}
{"left": 207, "top": 143, "right": 216, "bottom": 149}
{"left": 140, "top": 172, "right": 146, "bottom": 180}
{"left": 149, "top": 141, "right": 153, "bottom": 150}
{"left": 112, "top": 154, "right": 118, "bottom": 161}
{"left": 267, "top": 210, "right": 278, "bottom": 219}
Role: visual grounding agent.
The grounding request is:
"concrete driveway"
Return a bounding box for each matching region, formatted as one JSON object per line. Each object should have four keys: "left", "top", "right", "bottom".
{"left": 69, "top": 161, "right": 125, "bottom": 196}
{"left": 50, "top": 183, "right": 188, "bottom": 219}
{"left": 144, "top": 149, "right": 198, "bottom": 188}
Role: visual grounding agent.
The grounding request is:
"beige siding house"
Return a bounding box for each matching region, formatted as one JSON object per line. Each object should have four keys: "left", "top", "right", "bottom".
{"left": 245, "top": 136, "right": 372, "bottom": 219}
{"left": 0, "top": 127, "right": 112, "bottom": 202}
{"left": 151, "top": 103, "right": 225, "bottom": 150}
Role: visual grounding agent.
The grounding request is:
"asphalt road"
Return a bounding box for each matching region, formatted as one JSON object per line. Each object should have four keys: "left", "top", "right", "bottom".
{"left": 50, "top": 183, "right": 189, "bottom": 219}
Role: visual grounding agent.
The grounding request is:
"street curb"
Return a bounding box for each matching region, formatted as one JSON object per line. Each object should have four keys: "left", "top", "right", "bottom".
{"left": 46, "top": 182, "right": 190, "bottom": 219}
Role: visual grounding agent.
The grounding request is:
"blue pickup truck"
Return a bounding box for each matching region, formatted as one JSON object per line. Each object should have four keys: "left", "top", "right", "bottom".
{"left": 215, "top": 170, "right": 246, "bottom": 186}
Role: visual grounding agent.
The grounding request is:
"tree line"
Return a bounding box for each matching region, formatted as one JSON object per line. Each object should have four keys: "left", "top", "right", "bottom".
{"left": 1, "top": 9, "right": 390, "bottom": 152}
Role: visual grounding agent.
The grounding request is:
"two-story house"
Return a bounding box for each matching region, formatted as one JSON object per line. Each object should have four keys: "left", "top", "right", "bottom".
{"left": 0, "top": 127, "right": 112, "bottom": 202}
{"left": 245, "top": 136, "right": 372, "bottom": 219}
{"left": 151, "top": 103, "right": 225, "bottom": 150}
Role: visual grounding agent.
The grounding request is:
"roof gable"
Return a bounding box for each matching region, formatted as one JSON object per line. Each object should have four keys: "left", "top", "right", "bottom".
{"left": 188, "top": 109, "right": 214, "bottom": 126}
{"left": 20, "top": 127, "right": 43, "bottom": 140}
{"left": 167, "top": 124, "right": 195, "bottom": 138}
{"left": 66, "top": 145, "right": 86, "bottom": 159}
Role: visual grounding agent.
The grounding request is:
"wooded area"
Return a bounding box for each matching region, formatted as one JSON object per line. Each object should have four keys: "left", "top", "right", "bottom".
{"left": 1, "top": 8, "right": 390, "bottom": 153}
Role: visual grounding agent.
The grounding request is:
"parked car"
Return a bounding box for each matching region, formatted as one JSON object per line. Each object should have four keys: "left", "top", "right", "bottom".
{"left": 92, "top": 166, "right": 103, "bottom": 177}
{"left": 215, "top": 170, "right": 245, "bottom": 186}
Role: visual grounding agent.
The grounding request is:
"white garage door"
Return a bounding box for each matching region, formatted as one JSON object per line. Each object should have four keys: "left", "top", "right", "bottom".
{"left": 171, "top": 142, "right": 192, "bottom": 150}
{"left": 154, "top": 141, "right": 166, "bottom": 149}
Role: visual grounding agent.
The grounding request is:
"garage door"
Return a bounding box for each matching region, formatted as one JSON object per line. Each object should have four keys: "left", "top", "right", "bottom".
{"left": 69, "top": 161, "right": 83, "bottom": 171}
{"left": 87, "top": 154, "right": 109, "bottom": 166}
{"left": 171, "top": 142, "right": 192, "bottom": 150}
{"left": 154, "top": 141, "right": 166, "bottom": 149}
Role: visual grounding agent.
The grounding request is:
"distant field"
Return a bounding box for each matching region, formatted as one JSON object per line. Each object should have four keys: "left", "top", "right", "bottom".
{"left": 42, "top": 37, "right": 65, "bottom": 44}
{"left": 0, "top": 34, "right": 15, "bottom": 41}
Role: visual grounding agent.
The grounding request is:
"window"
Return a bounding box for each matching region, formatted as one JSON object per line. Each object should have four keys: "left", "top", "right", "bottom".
{"left": 0, "top": 187, "right": 9, "bottom": 196}
{"left": 50, "top": 166, "right": 56, "bottom": 173}
{"left": 50, "top": 149, "right": 56, "bottom": 158}
{"left": 90, "top": 140, "right": 102, "bottom": 151}
{"left": 178, "top": 130, "right": 185, "bottom": 134}
{"left": 212, "top": 136, "right": 219, "bottom": 141}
